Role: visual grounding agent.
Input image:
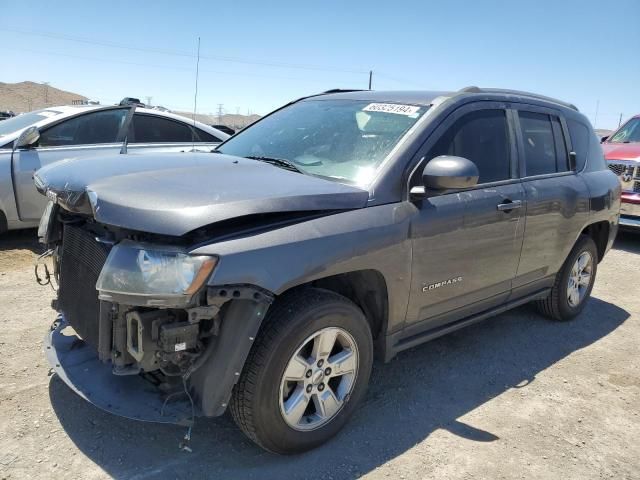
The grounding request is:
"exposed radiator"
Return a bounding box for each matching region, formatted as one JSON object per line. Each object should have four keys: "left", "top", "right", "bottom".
{"left": 58, "top": 225, "right": 110, "bottom": 350}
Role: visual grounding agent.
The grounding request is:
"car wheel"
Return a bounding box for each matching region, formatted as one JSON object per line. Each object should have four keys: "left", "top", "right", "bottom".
{"left": 535, "top": 235, "right": 598, "bottom": 321}
{"left": 229, "top": 288, "right": 373, "bottom": 454}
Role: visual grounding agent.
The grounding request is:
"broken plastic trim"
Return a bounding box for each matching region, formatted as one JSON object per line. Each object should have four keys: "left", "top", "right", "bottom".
{"left": 45, "top": 316, "right": 197, "bottom": 426}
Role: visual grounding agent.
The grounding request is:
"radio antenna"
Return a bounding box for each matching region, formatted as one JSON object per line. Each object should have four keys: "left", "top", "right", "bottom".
{"left": 191, "top": 36, "right": 201, "bottom": 152}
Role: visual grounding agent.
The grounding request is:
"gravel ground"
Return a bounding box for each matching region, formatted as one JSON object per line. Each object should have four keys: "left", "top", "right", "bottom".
{"left": 0, "top": 229, "right": 639, "bottom": 480}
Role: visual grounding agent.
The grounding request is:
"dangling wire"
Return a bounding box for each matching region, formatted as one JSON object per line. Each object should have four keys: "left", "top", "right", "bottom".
{"left": 34, "top": 250, "right": 57, "bottom": 291}
{"left": 160, "top": 375, "right": 196, "bottom": 453}
{"left": 178, "top": 377, "right": 196, "bottom": 453}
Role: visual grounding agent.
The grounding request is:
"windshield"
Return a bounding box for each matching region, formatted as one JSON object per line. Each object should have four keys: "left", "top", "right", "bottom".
{"left": 0, "top": 109, "right": 64, "bottom": 138}
{"left": 217, "top": 99, "right": 427, "bottom": 186}
{"left": 608, "top": 117, "right": 640, "bottom": 143}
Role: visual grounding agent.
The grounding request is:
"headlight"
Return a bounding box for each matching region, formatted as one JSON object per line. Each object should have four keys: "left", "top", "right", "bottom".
{"left": 96, "top": 241, "right": 217, "bottom": 305}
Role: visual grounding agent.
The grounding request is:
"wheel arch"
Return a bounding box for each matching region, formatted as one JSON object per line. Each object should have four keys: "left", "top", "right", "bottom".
{"left": 279, "top": 269, "right": 389, "bottom": 358}
{"left": 580, "top": 220, "right": 610, "bottom": 262}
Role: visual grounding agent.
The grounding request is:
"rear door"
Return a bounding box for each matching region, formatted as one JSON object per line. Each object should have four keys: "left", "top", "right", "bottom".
{"left": 12, "top": 107, "right": 129, "bottom": 221}
{"left": 126, "top": 113, "right": 222, "bottom": 154}
{"left": 404, "top": 102, "right": 526, "bottom": 334}
{"left": 511, "top": 105, "right": 590, "bottom": 297}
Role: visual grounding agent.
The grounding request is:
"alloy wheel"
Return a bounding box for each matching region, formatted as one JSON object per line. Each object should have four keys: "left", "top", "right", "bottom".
{"left": 278, "top": 327, "right": 359, "bottom": 431}
{"left": 567, "top": 251, "right": 593, "bottom": 307}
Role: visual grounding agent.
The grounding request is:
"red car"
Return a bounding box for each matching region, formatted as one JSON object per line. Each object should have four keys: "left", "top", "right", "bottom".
{"left": 602, "top": 114, "right": 640, "bottom": 229}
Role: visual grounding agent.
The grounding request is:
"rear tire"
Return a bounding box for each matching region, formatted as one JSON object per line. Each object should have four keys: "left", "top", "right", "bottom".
{"left": 230, "top": 288, "right": 373, "bottom": 454}
{"left": 535, "top": 235, "right": 598, "bottom": 321}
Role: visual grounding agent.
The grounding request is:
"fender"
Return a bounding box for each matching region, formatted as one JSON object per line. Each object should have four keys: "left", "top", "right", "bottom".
{"left": 191, "top": 202, "right": 417, "bottom": 336}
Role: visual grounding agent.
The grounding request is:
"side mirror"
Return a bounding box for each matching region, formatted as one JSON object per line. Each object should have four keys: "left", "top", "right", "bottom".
{"left": 14, "top": 126, "right": 40, "bottom": 151}
{"left": 411, "top": 155, "right": 479, "bottom": 198}
{"left": 600, "top": 136, "right": 609, "bottom": 143}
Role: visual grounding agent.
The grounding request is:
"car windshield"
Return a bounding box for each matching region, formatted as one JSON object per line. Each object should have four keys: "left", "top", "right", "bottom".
{"left": 608, "top": 117, "right": 640, "bottom": 143}
{"left": 0, "top": 109, "right": 64, "bottom": 138}
{"left": 217, "top": 99, "right": 427, "bottom": 186}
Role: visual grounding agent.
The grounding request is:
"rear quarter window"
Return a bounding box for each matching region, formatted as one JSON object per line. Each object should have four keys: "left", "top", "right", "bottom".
{"left": 131, "top": 114, "right": 194, "bottom": 143}
{"left": 567, "top": 119, "right": 590, "bottom": 171}
{"left": 196, "top": 129, "right": 222, "bottom": 142}
{"left": 586, "top": 129, "right": 607, "bottom": 172}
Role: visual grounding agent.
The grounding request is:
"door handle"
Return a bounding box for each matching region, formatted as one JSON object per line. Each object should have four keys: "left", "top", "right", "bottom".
{"left": 497, "top": 200, "right": 523, "bottom": 212}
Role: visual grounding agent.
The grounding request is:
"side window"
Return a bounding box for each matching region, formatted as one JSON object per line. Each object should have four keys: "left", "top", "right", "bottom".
{"left": 131, "top": 114, "right": 194, "bottom": 143}
{"left": 428, "top": 109, "right": 511, "bottom": 184}
{"left": 518, "top": 111, "right": 568, "bottom": 176}
{"left": 196, "top": 129, "right": 222, "bottom": 142}
{"left": 566, "top": 119, "right": 590, "bottom": 171}
{"left": 39, "top": 109, "right": 128, "bottom": 147}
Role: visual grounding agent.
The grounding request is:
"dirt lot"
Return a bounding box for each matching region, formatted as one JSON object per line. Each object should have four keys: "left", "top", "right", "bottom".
{"left": 0, "top": 229, "right": 639, "bottom": 480}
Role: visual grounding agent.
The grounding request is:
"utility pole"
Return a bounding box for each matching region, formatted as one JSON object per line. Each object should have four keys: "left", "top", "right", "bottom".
{"left": 593, "top": 99, "right": 600, "bottom": 129}
{"left": 42, "top": 82, "right": 50, "bottom": 105}
{"left": 146, "top": 96, "right": 152, "bottom": 107}
{"left": 619, "top": 113, "right": 623, "bottom": 127}
{"left": 217, "top": 103, "right": 224, "bottom": 125}
{"left": 368, "top": 70, "right": 373, "bottom": 90}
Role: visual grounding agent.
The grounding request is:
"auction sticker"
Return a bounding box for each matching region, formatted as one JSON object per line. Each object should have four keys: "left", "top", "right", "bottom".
{"left": 363, "top": 103, "right": 420, "bottom": 116}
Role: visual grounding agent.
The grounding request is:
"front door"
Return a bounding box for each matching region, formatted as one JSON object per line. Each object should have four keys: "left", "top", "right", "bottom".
{"left": 404, "top": 104, "right": 525, "bottom": 335}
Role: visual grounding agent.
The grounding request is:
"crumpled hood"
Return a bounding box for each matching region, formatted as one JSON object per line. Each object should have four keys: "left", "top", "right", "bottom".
{"left": 34, "top": 152, "right": 370, "bottom": 236}
{"left": 602, "top": 143, "right": 640, "bottom": 161}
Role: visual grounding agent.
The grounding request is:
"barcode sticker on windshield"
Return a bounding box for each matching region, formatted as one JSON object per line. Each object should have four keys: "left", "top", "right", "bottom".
{"left": 363, "top": 103, "right": 420, "bottom": 116}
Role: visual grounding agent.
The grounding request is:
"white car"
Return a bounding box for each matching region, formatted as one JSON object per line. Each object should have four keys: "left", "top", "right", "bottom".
{"left": 0, "top": 105, "right": 229, "bottom": 233}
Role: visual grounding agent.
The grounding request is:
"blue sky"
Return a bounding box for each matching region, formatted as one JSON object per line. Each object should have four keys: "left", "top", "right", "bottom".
{"left": 2, "top": 0, "right": 639, "bottom": 129}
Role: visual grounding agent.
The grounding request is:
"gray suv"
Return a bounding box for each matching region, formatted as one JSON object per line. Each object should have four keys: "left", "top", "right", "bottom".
{"left": 35, "top": 88, "right": 620, "bottom": 454}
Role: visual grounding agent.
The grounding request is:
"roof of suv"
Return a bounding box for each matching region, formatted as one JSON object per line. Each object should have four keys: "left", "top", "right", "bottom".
{"left": 307, "top": 90, "right": 454, "bottom": 106}
{"left": 313, "top": 87, "right": 578, "bottom": 112}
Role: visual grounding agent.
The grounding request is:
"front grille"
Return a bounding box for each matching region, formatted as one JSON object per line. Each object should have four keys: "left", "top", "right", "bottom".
{"left": 608, "top": 161, "right": 640, "bottom": 193}
{"left": 608, "top": 163, "right": 627, "bottom": 176}
{"left": 58, "top": 225, "right": 110, "bottom": 350}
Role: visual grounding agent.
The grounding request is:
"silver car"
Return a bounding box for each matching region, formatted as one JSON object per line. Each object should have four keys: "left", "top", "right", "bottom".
{"left": 0, "top": 105, "right": 229, "bottom": 233}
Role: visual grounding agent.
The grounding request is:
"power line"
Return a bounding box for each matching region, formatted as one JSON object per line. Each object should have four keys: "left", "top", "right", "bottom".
{"left": 1, "top": 27, "right": 369, "bottom": 75}
{"left": 375, "top": 72, "right": 425, "bottom": 88}
{"left": 11, "top": 47, "right": 366, "bottom": 85}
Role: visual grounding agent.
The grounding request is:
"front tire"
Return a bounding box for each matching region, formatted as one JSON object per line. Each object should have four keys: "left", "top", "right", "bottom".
{"left": 230, "top": 288, "right": 373, "bottom": 454}
{"left": 535, "top": 235, "right": 598, "bottom": 321}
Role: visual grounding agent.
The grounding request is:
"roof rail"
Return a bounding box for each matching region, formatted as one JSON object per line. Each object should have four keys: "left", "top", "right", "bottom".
{"left": 458, "top": 86, "right": 578, "bottom": 111}
{"left": 321, "top": 89, "right": 366, "bottom": 94}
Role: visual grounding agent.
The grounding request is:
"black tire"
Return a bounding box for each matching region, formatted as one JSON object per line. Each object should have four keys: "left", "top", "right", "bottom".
{"left": 535, "top": 235, "right": 598, "bottom": 321}
{"left": 229, "top": 287, "right": 373, "bottom": 454}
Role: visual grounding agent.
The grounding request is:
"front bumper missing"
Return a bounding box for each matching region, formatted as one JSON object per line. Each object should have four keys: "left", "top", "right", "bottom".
{"left": 44, "top": 316, "right": 195, "bottom": 426}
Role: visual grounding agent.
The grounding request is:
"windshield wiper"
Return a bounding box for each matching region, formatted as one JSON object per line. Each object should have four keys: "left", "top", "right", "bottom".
{"left": 244, "top": 155, "right": 303, "bottom": 173}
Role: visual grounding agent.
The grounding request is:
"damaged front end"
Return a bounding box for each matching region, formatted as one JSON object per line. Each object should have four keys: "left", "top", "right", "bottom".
{"left": 41, "top": 207, "right": 272, "bottom": 425}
